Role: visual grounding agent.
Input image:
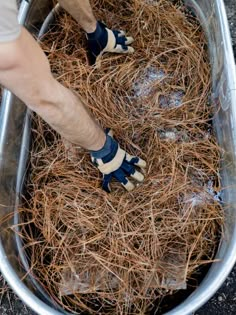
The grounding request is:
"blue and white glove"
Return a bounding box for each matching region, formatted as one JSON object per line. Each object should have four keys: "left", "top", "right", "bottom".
{"left": 90, "top": 130, "right": 146, "bottom": 192}
{"left": 86, "top": 21, "right": 134, "bottom": 65}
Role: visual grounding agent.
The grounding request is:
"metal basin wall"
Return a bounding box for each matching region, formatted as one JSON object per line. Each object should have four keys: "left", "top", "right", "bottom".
{"left": 0, "top": 1, "right": 236, "bottom": 315}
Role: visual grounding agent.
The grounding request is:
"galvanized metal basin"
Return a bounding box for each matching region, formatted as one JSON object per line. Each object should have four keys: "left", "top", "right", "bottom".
{"left": 0, "top": 1, "right": 235, "bottom": 314}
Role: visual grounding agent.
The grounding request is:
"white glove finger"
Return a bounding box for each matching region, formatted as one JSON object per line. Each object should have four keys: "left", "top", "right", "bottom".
{"left": 118, "top": 30, "right": 126, "bottom": 37}
{"left": 112, "top": 45, "right": 135, "bottom": 54}
{"left": 131, "top": 170, "right": 144, "bottom": 183}
{"left": 122, "top": 178, "right": 135, "bottom": 191}
{"left": 135, "top": 158, "right": 146, "bottom": 169}
{"left": 125, "top": 36, "right": 134, "bottom": 45}
{"left": 126, "top": 153, "right": 147, "bottom": 169}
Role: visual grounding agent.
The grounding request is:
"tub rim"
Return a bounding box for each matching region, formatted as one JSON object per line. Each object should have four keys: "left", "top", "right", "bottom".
{"left": 0, "top": 1, "right": 235, "bottom": 315}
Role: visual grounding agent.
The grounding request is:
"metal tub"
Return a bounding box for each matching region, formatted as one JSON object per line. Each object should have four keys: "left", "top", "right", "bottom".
{"left": 0, "top": 0, "right": 235, "bottom": 314}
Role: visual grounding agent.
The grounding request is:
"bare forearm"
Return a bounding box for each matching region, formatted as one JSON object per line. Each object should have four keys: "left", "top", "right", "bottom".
{"left": 0, "top": 28, "right": 105, "bottom": 150}
{"left": 58, "top": 0, "right": 97, "bottom": 33}
{"left": 39, "top": 82, "right": 105, "bottom": 149}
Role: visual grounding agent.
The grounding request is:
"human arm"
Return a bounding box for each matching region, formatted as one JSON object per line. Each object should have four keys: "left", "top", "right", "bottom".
{"left": 0, "top": 28, "right": 145, "bottom": 191}
{"left": 0, "top": 1, "right": 145, "bottom": 191}
{"left": 0, "top": 27, "right": 105, "bottom": 150}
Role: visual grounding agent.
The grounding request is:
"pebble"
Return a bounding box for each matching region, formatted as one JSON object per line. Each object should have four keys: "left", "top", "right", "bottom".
{"left": 218, "top": 295, "right": 223, "bottom": 302}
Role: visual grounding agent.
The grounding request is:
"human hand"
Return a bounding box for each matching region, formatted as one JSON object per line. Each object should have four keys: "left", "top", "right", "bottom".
{"left": 86, "top": 21, "right": 134, "bottom": 65}
{"left": 90, "top": 130, "right": 146, "bottom": 192}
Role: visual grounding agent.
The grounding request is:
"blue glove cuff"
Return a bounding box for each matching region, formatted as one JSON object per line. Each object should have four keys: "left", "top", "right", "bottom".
{"left": 90, "top": 134, "right": 113, "bottom": 159}
{"left": 87, "top": 21, "right": 105, "bottom": 40}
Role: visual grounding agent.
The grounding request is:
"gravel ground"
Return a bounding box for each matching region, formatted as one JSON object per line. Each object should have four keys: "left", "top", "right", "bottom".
{"left": 0, "top": 0, "right": 236, "bottom": 314}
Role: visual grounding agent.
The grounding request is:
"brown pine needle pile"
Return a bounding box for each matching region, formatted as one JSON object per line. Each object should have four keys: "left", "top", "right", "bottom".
{"left": 19, "top": 0, "right": 224, "bottom": 314}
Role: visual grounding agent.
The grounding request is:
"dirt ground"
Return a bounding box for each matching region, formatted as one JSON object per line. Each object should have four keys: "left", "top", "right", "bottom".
{"left": 0, "top": 0, "right": 236, "bottom": 314}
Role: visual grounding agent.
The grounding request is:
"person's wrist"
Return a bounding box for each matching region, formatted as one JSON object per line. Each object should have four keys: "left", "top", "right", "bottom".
{"left": 87, "top": 21, "right": 104, "bottom": 39}
{"left": 90, "top": 134, "right": 116, "bottom": 159}
{"left": 82, "top": 18, "right": 97, "bottom": 34}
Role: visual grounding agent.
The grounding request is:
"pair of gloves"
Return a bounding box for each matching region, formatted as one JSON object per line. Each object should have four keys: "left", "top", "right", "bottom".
{"left": 86, "top": 22, "right": 146, "bottom": 192}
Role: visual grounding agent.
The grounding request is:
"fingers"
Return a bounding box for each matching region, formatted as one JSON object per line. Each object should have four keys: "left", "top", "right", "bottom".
{"left": 101, "top": 158, "right": 146, "bottom": 193}
{"left": 113, "top": 169, "right": 135, "bottom": 192}
{"left": 122, "top": 179, "right": 135, "bottom": 191}
{"left": 118, "top": 161, "right": 145, "bottom": 192}
{"left": 112, "top": 44, "right": 134, "bottom": 54}
{"left": 121, "top": 161, "right": 144, "bottom": 183}
{"left": 117, "top": 31, "right": 134, "bottom": 45}
{"left": 121, "top": 169, "right": 143, "bottom": 191}
{"left": 130, "top": 170, "right": 144, "bottom": 182}
{"left": 135, "top": 157, "right": 146, "bottom": 168}
{"left": 125, "top": 36, "right": 134, "bottom": 45}
{"left": 111, "top": 29, "right": 135, "bottom": 54}
{"left": 126, "top": 153, "right": 147, "bottom": 169}
{"left": 103, "top": 169, "right": 139, "bottom": 193}
{"left": 117, "top": 30, "right": 125, "bottom": 37}
{"left": 122, "top": 161, "right": 144, "bottom": 183}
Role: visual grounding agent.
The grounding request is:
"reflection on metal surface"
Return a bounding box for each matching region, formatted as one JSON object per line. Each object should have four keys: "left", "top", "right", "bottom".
{"left": 0, "top": 2, "right": 67, "bottom": 315}
{"left": 0, "top": 1, "right": 235, "bottom": 315}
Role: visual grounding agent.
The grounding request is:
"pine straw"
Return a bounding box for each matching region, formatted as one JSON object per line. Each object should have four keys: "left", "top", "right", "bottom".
{"left": 18, "top": 0, "right": 223, "bottom": 314}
